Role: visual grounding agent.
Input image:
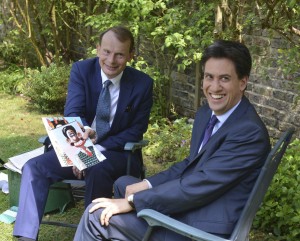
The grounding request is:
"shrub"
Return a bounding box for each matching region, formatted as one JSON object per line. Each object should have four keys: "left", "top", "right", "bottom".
{"left": 253, "top": 138, "right": 300, "bottom": 241}
{"left": 144, "top": 117, "right": 192, "bottom": 168}
{"left": 0, "top": 67, "right": 24, "bottom": 94}
{"left": 20, "top": 63, "right": 71, "bottom": 114}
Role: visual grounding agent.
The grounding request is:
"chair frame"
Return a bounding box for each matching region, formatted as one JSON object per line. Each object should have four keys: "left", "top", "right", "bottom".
{"left": 138, "top": 128, "right": 295, "bottom": 241}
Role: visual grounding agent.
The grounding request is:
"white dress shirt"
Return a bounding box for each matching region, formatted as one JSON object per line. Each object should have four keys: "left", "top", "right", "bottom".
{"left": 91, "top": 70, "right": 122, "bottom": 151}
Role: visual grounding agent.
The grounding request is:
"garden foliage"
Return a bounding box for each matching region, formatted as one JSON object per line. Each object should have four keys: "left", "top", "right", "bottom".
{"left": 0, "top": 67, "right": 24, "bottom": 94}
{"left": 253, "top": 138, "right": 300, "bottom": 241}
{"left": 144, "top": 117, "right": 192, "bottom": 168}
{"left": 0, "top": 1, "right": 299, "bottom": 239}
{"left": 20, "top": 63, "right": 71, "bottom": 114}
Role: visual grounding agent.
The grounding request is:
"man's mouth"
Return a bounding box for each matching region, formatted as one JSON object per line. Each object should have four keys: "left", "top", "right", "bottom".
{"left": 210, "top": 94, "right": 224, "bottom": 100}
{"left": 74, "top": 139, "right": 86, "bottom": 147}
{"left": 105, "top": 64, "right": 118, "bottom": 71}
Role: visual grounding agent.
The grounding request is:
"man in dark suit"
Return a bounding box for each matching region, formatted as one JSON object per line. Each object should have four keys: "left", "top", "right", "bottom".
{"left": 13, "top": 26, "right": 153, "bottom": 241}
{"left": 73, "top": 40, "right": 271, "bottom": 241}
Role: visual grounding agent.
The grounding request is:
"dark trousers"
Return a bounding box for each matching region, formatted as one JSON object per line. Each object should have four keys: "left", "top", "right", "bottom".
{"left": 73, "top": 175, "right": 231, "bottom": 241}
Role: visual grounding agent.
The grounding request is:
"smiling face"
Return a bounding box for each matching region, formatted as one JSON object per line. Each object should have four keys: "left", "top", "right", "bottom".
{"left": 203, "top": 58, "right": 248, "bottom": 116}
{"left": 66, "top": 129, "right": 86, "bottom": 148}
{"left": 96, "top": 30, "right": 133, "bottom": 79}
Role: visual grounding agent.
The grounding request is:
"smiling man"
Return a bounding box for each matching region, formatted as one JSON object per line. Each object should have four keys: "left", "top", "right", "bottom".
{"left": 73, "top": 40, "right": 271, "bottom": 241}
{"left": 13, "top": 26, "right": 153, "bottom": 241}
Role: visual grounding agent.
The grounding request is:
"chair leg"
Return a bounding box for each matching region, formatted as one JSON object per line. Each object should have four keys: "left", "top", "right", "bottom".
{"left": 142, "top": 226, "right": 154, "bottom": 241}
{"left": 126, "top": 154, "right": 132, "bottom": 175}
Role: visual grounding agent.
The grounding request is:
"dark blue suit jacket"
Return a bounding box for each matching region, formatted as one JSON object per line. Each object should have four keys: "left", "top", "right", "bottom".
{"left": 64, "top": 57, "right": 153, "bottom": 151}
{"left": 134, "top": 96, "right": 270, "bottom": 238}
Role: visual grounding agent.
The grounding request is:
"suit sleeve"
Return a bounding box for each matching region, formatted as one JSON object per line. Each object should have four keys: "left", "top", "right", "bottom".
{"left": 64, "top": 62, "right": 92, "bottom": 126}
{"left": 134, "top": 121, "right": 270, "bottom": 215}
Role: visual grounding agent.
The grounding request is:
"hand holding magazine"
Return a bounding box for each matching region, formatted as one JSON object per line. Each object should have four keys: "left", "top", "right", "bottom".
{"left": 5, "top": 117, "right": 105, "bottom": 174}
{"left": 42, "top": 117, "right": 106, "bottom": 171}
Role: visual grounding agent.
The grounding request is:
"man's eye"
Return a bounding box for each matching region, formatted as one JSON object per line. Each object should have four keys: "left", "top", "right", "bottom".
{"left": 221, "top": 77, "right": 230, "bottom": 81}
{"left": 117, "top": 54, "right": 124, "bottom": 59}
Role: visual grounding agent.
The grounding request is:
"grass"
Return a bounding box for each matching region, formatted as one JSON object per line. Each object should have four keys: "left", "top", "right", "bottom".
{"left": 0, "top": 93, "right": 82, "bottom": 241}
{"left": 0, "top": 93, "right": 277, "bottom": 241}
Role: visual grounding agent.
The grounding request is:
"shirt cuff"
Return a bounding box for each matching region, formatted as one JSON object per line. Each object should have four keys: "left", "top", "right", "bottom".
{"left": 95, "top": 144, "right": 106, "bottom": 152}
{"left": 143, "top": 179, "right": 152, "bottom": 188}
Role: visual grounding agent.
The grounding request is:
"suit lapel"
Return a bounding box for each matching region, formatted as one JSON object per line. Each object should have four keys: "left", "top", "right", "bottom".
{"left": 190, "top": 108, "right": 212, "bottom": 159}
{"left": 187, "top": 96, "right": 250, "bottom": 167}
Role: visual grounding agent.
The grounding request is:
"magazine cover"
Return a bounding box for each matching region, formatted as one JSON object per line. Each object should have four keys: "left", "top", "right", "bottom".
{"left": 42, "top": 117, "right": 106, "bottom": 171}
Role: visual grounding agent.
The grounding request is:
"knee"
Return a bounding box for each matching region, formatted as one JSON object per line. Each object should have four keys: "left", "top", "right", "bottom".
{"left": 113, "top": 176, "right": 129, "bottom": 198}
{"left": 114, "top": 175, "right": 140, "bottom": 198}
{"left": 22, "top": 157, "right": 38, "bottom": 173}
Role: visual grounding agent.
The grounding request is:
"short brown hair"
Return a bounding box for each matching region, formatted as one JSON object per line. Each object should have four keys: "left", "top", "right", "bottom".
{"left": 99, "top": 26, "right": 134, "bottom": 53}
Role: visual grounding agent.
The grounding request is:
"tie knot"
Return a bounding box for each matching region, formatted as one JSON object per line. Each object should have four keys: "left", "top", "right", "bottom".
{"left": 104, "top": 80, "right": 112, "bottom": 88}
{"left": 209, "top": 115, "right": 218, "bottom": 126}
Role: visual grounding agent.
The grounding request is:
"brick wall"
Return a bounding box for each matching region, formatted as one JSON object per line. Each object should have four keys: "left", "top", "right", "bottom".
{"left": 171, "top": 33, "right": 300, "bottom": 139}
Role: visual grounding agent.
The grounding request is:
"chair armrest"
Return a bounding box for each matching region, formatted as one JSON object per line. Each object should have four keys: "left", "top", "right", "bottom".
{"left": 137, "top": 209, "right": 227, "bottom": 241}
{"left": 124, "top": 140, "right": 149, "bottom": 152}
{"left": 38, "top": 135, "right": 48, "bottom": 145}
{"left": 0, "top": 158, "right": 6, "bottom": 170}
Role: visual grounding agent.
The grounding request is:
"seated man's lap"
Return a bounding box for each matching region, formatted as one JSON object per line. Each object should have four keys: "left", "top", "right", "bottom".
{"left": 24, "top": 149, "right": 74, "bottom": 182}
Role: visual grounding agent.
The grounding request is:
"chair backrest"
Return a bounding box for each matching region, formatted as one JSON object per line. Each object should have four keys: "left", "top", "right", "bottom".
{"left": 230, "top": 128, "right": 295, "bottom": 241}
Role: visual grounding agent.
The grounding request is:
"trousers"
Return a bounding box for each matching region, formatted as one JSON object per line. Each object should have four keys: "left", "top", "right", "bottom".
{"left": 13, "top": 149, "right": 141, "bottom": 240}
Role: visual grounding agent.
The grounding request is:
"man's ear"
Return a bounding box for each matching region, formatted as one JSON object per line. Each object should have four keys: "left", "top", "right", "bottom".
{"left": 240, "top": 76, "right": 248, "bottom": 92}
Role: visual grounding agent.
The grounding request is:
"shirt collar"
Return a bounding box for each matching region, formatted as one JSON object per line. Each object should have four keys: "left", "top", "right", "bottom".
{"left": 100, "top": 69, "right": 123, "bottom": 87}
{"left": 213, "top": 99, "right": 241, "bottom": 125}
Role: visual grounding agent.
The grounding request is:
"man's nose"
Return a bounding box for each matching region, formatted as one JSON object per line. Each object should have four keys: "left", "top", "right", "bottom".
{"left": 107, "top": 54, "right": 116, "bottom": 63}
{"left": 210, "top": 79, "right": 222, "bottom": 90}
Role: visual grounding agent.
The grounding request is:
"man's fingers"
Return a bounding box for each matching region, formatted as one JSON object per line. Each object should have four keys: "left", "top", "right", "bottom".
{"left": 100, "top": 207, "right": 113, "bottom": 226}
{"left": 89, "top": 199, "right": 110, "bottom": 213}
{"left": 72, "top": 166, "right": 82, "bottom": 179}
{"left": 92, "top": 197, "right": 108, "bottom": 203}
{"left": 83, "top": 131, "right": 90, "bottom": 140}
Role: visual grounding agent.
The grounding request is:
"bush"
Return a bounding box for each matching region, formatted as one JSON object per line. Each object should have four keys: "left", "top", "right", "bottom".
{"left": 0, "top": 67, "right": 24, "bottom": 94}
{"left": 20, "top": 63, "right": 71, "bottom": 114}
{"left": 253, "top": 138, "right": 300, "bottom": 241}
{"left": 144, "top": 117, "right": 192, "bottom": 168}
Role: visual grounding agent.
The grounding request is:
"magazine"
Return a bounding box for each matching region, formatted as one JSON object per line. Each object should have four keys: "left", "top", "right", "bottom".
{"left": 42, "top": 117, "right": 106, "bottom": 171}
{"left": 5, "top": 146, "right": 44, "bottom": 174}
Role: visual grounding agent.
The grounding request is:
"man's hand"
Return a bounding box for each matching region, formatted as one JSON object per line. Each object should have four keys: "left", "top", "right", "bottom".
{"left": 72, "top": 166, "right": 84, "bottom": 179}
{"left": 83, "top": 128, "right": 97, "bottom": 144}
{"left": 125, "top": 180, "right": 149, "bottom": 198}
{"left": 89, "top": 198, "right": 133, "bottom": 226}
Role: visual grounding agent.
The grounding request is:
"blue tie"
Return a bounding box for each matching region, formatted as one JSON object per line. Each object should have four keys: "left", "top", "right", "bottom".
{"left": 96, "top": 80, "right": 112, "bottom": 142}
{"left": 202, "top": 115, "right": 218, "bottom": 147}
